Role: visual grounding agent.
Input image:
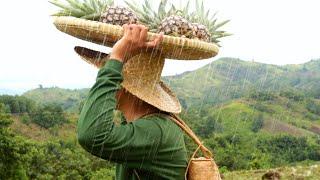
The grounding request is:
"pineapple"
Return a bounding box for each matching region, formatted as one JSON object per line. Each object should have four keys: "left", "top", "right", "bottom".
{"left": 126, "top": 0, "right": 231, "bottom": 45}
{"left": 126, "top": 0, "right": 194, "bottom": 38}
{"left": 191, "top": 23, "right": 211, "bottom": 42}
{"left": 50, "top": 0, "right": 138, "bottom": 26}
{"left": 157, "top": 15, "right": 193, "bottom": 38}
{"left": 188, "top": 0, "right": 232, "bottom": 45}
{"left": 99, "top": 6, "right": 138, "bottom": 25}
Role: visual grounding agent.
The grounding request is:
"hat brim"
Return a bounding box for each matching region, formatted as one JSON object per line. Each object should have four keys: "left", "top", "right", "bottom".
{"left": 54, "top": 16, "right": 219, "bottom": 60}
{"left": 122, "top": 80, "right": 181, "bottom": 113}
{"left": 74, "top": 46, "right": 181, "bottom": 113}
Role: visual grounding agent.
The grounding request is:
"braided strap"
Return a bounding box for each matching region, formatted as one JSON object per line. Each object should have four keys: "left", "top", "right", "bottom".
{"left": 166, "top": 113, "right": 213, "bottom": 159}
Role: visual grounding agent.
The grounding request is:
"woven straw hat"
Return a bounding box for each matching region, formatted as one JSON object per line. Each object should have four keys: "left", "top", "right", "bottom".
{"left": 74, "top": 46, "right": 182, "bottom": 113}
{"left": 53, "top": 16, "right": 219, "bottom": 60}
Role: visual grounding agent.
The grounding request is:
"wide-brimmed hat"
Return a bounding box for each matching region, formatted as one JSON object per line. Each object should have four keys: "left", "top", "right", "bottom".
{"left": 74, "top": 46, "right": 182, "bottom": 113}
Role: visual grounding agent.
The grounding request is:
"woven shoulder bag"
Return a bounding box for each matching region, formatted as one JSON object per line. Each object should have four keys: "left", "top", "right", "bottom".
{"left": 163, "top": 113, "right": 222, "bottom": 180}
{"left": 136, "top": 112, "right": 222, "bottom": 180}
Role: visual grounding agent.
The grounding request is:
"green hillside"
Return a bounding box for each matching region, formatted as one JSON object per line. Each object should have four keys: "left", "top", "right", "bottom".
{"left": 12, "top": 57, "right": 320, "bottom": 178}
{"left": 163, "top": 58, "right": 320, "bottom": 108}
{"left": 205, "top": 96, "right": 320, "bottom": 136}
{"left": 23, "top": 87, "right": 89, "bottom": 112}
{"left": 22, "top": 58, "right": 320, "bottom": 112}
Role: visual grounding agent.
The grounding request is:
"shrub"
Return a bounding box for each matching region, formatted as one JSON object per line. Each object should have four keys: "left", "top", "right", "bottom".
{"left": 197, "top": 115, "right": 223, "bottom": 137}
{"left": 251, "top": 114, "right": 264, "bottom": 132}
{"left": 257, "top": 135, "right": 320, "bottom": 164}
{"left": 249, "top": 91, "right": 276, "bottom": 101}
{"left": 30, "top": 104, "right": 68, "bottom": 129}
{"left": 280, "top": 90, "right": 305, "bottom": 101}
{"left": 306, "top": 99, "right": 320, "bottom": 116}
{"left": 20, "top": 114, "right": 31, "bottom": 125}
{"left": 0, "top": 95, "right": 36, "bottom": 114}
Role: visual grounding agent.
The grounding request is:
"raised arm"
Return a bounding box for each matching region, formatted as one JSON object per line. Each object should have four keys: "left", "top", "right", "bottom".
{"left": 77, "top": 24, "right": 164, "bottom": 163}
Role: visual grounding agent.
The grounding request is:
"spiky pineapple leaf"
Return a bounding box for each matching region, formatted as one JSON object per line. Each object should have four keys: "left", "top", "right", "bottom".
{"left": 49, "top": 0, "right": 84, "bottom": 17}
{"left": 50, "top": 0, "right": 112, "bottom": 20}
{"left": 81, "top": 13, "right": 102, "bottom": 20}
{"left": 212, "top": 20, "right": 230, "bottom": 31}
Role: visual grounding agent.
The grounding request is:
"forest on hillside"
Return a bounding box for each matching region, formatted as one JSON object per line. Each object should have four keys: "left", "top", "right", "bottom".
{"left": 1, "top": 58, "right": 320, "bottom": 179}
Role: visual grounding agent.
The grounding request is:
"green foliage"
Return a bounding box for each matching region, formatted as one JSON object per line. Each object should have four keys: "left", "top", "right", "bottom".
{"left": 251, "top": 113, "right": 264, "bottom": 132}
{"left": 90, "top": 168, "right": 115, "bottom": 180}
{"left": 304, "top": 112, "right": 320, "bottom": 121}
{"left": 280, "top": 90, "right": 305, "bottom": 101}
{"left": 257, "top": 135, "right": 320, "bottom": 164}
{"left": 206, "top": 134, "right": 268, "bottom": 170}
{"left": 0, "top": 95, "right": 36, "bottom": 114}
{"left": 250, "top": 102, "right": 275, "bottom": 114}
{"left": 306, "top": 99, "right": 320, "bottom": 116}
{"left": 205, "top": 133, "right": 320, "bottom": 171}
{"left": 23, "top": 87, "right": 89, "bottom": 113}
{"left": 30, "top": 104, "right": 68, "bottom": 128}
{"left": 196, "top": 114, "right": 223, "bottom": 137}
{"left": 249, "top": 91, "right": 276, "bottom": 101}
{"left": 0, "top": 103, "right": 28, "bottom": 179}
{"left": 20, "top": 113, "right": 32, "bottom": 125}
{"left": 0, "top": 107, "right": 115, "bottom": 179}
{"left": 164, "top": 58, "right": 320, "bottom": 109}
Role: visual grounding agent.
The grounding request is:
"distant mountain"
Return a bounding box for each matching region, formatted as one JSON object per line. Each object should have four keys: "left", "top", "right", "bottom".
{"left": 23, "top": 87, "right": 89, "bottom": 112}
{"left": 163, "top": 58, "right": 320, "bottom": 108}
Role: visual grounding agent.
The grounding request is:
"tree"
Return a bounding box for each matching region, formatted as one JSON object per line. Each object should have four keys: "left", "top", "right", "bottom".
{"left": 0, "top": 103, "right": 28, "bottom": 178}
{"left": 251, "top": 113, "right": 264, "bottom": 132}
{"left": 249, "top": 91, "right": 276, "bottom": 101}
{"left": 31, "top": 104, "right": 68, "bottom": 128}
{"left": 0, "top": 95, "right": 36, "bottom": 113}
{"left": 197, "top": 115, "right": 223, "bottom": 137}
{"left": 306, "top": 99, "right": 320, "bottom": 116}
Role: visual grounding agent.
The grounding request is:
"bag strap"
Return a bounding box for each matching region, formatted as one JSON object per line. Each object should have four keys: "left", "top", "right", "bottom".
{"left": 162, "top": 113, "right": 214, "bottom": 180}
{"left": 165, "top": 113, "right": 213, "bottom": 159}
{"left": 143, "top": 112, "right": 215, "bottom": 180}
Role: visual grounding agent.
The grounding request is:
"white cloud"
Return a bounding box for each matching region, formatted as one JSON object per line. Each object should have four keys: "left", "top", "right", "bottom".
{"left": 0, "top": 0, "right": 319, "bottom": 92}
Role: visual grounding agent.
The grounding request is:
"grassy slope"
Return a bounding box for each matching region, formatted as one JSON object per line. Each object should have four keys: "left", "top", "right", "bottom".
{"left": 224, "top": 161, "right": 320, "bottom": 180}
{"left": 10, "top": 114, "right": 78, "bottom": 142}
{"left": 205, "top": 97, "right": 320, "bottom": 137}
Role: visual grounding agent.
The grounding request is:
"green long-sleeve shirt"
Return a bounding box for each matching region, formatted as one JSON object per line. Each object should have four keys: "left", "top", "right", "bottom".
{"left": 77, "top": 59, "right": 188, "bottom": 179}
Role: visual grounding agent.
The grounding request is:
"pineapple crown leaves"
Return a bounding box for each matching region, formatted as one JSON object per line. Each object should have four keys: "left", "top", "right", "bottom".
{"left": 125, "top": 0, "right": 190, "bottom": 32}
{"left": 125, "top": 0, "right": 155, "bottom": 25}
{"left": 190, "top": 0, "right": 232, "bottom": 44}
{"left": 49, "top": 0, "right": 114, "bottom": 20}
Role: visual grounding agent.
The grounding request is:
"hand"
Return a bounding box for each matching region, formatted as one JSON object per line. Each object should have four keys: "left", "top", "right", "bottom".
{"left": 110, "top": 24, "right": 164, "bottom": 63}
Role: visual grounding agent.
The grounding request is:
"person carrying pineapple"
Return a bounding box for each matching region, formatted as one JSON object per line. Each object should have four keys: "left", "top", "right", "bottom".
{"left": 51, "top": 0, "right": 227, "bottom": 179}
{"left": 77, "top": 23, "right": 189, "bottom": 179}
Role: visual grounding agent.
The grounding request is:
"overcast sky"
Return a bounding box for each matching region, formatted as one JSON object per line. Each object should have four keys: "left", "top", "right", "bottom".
{"left": 1, "top": 0, "right": 320, "bottom": 94}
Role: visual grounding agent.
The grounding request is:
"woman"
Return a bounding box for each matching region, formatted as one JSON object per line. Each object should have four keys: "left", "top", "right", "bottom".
{"left": 77, "top": 24, "right": 188, "bottom": 179}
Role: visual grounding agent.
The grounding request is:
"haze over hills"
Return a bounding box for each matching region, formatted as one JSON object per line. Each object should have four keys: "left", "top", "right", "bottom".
{"left": 20, "top": 57, "right": 320, "bottom": 136}
{"left": 21, "top": 57, "right": 320, "bottom": 111}
{"left": 164, "top": 57, "right": 320, "bottom": 108}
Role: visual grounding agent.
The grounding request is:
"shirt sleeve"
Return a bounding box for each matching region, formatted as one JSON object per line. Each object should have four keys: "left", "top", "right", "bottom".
{"left": 77, "top": 59, "right": 162, "bottom": 163}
